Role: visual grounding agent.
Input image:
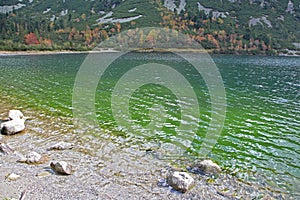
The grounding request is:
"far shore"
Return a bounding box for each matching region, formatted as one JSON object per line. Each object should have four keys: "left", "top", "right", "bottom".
{"left": 0, "top": 48, "right": 212, "bottom": 55}
{"left": 1, "top": 48, "right": 299, "bottom": 56}
{"left": 0, "top": 49, "right": 119, "bottom": 55}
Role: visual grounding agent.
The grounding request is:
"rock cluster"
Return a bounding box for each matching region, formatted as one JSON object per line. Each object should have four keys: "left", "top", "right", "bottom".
{"left": 1, "top": 109, "right": 74, "bottom": 180}
{"left": 165, "top": 159, "right": 222, "bottom": 193}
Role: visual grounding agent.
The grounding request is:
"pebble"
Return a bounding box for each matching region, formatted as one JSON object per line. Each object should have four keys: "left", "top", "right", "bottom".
{"left": 6, "top": 173, "right": 21, "bottom": 181}
{"left": 36, "top": 171, "right": 52, "bottom": 178}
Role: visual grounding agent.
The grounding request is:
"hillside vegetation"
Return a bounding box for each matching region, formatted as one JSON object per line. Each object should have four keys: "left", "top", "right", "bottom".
{"left": 0, "top": 0, "right": 299, "bottom": 54}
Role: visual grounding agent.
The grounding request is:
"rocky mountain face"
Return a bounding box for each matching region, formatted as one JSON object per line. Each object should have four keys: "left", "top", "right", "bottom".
{"left": 0, "top": 0, "right": 299, "bottom": 53}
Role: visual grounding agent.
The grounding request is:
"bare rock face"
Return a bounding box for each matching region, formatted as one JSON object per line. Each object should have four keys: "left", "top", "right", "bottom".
{"left": 189, "top": 160, "right": 221, "bottom": 175}
{"left": 50, "top": 161, "right": 73, "bottom": 175}
{"left": 8, "top": 110, "right": 24, "bottom": 120}
{"left": 18, "top": 151, "right": 48, "bottom": 164}
{"left": 47, "top": 141, "right": 74, "bottom": 151}
{"left": 166, "top": 171, "right": 195, "bottom": 193}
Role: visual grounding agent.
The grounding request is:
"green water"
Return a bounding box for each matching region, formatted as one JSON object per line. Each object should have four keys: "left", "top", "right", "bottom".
{"left": 0, "top": 53, "right": 299, "bottom": 196}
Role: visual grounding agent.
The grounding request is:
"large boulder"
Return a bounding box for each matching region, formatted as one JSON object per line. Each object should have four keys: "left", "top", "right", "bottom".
{"left": 166, "top": 171, "right": 195, "bottom": 193}
{"left": 0, "top": 119, "right": 25, "bottom": 135}
{"left": 189, "top": 160, "right": 221, "bottom": 175}
{"left": 8, "top": 110, "right": 24, "bottom": 120}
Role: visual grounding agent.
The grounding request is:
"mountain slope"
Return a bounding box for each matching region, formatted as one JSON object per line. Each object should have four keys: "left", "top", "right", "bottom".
{"left": 0, "top": 0, "right": 299, "bottom": 54}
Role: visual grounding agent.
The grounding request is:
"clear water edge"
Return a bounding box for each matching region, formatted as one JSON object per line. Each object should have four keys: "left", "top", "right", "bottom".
{"left": 0, "top": 53, "right": 299, "bottom": 198}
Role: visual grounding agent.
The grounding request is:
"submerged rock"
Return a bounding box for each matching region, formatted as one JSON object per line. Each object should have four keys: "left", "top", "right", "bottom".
{"left": 8, "top": 110, "right": 24, "bottom": 120}
{"left": 47, "top": 141, "right": 74, "bottom": 151}
{"left": 50, "top": 161, "right": 73, "bottom": 175}
{"left": 0, "top": 142, "right": 14, "bottom": 154}
{"left": 189, "top": 160, "right": 221, "bottom": 175}
{"left": 167, "top": 171, "right": 195, "bottom": 193}
{"left": 18, "top": 151, "right": 48, "bottom": 164}
{"left": 0, "top": 119, "right": 25, "bottom": 135}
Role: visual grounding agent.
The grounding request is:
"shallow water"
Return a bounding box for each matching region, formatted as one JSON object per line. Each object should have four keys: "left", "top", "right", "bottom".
{"left": 0, "top": 53, "right": 299, "bottom": 198}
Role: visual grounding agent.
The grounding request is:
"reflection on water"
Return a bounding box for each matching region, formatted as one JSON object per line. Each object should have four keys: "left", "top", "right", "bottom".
{"left": 0, "top": 53, "right": 299, "bottom": 197}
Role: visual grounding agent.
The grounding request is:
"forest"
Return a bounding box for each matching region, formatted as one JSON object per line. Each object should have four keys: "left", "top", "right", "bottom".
{"left": 0, "top": 0, "right": 299, "bottom": 54}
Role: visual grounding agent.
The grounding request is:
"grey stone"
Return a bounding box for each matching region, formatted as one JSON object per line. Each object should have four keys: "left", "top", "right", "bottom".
{"left": 18, "top": 151, "right": 48, "bottom": 164}
{"left": 0, "top": 142, "right": 14, "bottom": 154}
{"left": 48, "top": 141, "right": 74, "bottom": 150}
{"left": 189, "top": 160, "right": 221, "bottom": 175}
{"left": 50, "top": 161, "right": 73, "bottom": 175}
{"left": 167, "top": 171, "right": 194, "bottom": 193}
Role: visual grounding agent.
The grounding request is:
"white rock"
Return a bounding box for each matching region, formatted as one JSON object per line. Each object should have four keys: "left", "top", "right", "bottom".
{"left": 167, "top": 171, "right": 194, "bottom": 193}
{"left": 6, "top": 173, "right": 20, "bottom": 181}
{"left": 50, "top": 161, "right": 73, "bottom": 175}
{"left": 0, "top": 119, "right": 25, "bottom": 135}
{"left": 8, "top": 110, "right": 24, "bottom": 120}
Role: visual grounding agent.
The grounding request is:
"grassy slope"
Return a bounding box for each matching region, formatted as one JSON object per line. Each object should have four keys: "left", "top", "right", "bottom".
{"left": 111, "top": 0, "right": 162, "bottom": 27}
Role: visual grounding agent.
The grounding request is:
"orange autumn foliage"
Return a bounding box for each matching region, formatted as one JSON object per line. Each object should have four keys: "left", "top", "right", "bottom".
{"left": 25, "top": 32, "right": 39, "bottom": 45}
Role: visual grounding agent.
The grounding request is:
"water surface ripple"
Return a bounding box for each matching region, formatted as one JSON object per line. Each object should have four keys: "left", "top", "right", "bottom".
{"left": 0, "top": 54, "right": 299, "bottom": 197}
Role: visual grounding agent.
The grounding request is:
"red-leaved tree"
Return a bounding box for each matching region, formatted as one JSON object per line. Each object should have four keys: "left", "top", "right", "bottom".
{"left": 25, "top": 32, "right": 39, "bottom": 45}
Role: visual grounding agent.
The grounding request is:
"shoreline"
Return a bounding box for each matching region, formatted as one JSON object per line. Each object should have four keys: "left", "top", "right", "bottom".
{"left": 0, "top": 49, "right": 120, "bottom": 56}
{"left": 1, "top": 49, "right": 300, "bottom": 56}
{"left": 0, "top": 48, "right": 212, "bottom": 55}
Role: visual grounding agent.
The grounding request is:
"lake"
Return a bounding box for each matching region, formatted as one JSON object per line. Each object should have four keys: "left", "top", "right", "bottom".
{"left": 0, "top": 53, "right": 299, "bottom": 198}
